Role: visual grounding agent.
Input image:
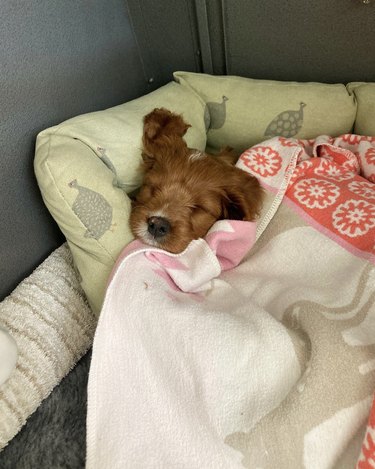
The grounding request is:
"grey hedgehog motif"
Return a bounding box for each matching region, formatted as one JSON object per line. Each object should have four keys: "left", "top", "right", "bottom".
{"left": 69, "top": 179, "right": 113, "bottom": 239}
{"left": 264, "top": 102, "right": 306, "bottom": 138}
{"left": 204, "top": 96, "right": 228, "bottom": 130}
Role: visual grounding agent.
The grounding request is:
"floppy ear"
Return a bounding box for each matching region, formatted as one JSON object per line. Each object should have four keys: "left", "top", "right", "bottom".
{"left": 143, "top": 108, "right": 191, "bottom": 142}
{"left": 221, "top": 167, "right": 264, "bottom": 221}
{"left": 142, "top": 108, "right": 190, "bottom": 169}
{"left": 141, "top": 134, "right": 189, "bottom": 172}
{"left": 141, "top": 150, "right": 157, "bottom": 171}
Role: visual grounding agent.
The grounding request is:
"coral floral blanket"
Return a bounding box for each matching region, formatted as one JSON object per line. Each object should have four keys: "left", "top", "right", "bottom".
{"left": 86, "top": 135, "right": 375, "bottom": 469}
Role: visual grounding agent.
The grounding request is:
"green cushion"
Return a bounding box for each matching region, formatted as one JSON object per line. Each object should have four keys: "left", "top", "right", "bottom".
{"left": 347, "top": 82, "right": 375, "bottom": 136}
{"left": 34, "top": 82, "right": 206, "bottom": 315}
{"left": 174, "top": 71, "right": 357, "bottom": 152}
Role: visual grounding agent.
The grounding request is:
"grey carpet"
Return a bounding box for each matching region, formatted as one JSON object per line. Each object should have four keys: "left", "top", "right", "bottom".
{"left": 0, "top": 351, "right": 91, "bottom": 469}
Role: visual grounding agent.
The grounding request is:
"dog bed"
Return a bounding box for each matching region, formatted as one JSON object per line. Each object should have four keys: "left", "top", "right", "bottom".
{"left": 1, "top": 72, "right": 374, "bottom": 468}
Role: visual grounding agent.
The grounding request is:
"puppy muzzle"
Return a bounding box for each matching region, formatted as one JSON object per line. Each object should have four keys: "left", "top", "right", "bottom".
{"left": 147, "top": 216, "right": 171, "bottom": 239}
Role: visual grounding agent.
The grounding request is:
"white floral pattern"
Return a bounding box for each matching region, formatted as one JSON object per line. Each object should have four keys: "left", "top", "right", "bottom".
{"left": 242, "top": 146, "right": 282, "bottom": 177}
{"left": 332, "top": 199, "right": 375, "bottom": 237}
{"left": 342, "top": 154, "right": 360, "bottom": 174}
{"left": 341, "top": 135, "right": 369, "bottom": 145}
{"left": 293, "top": 178, "right": 340, "bottom": 209}
{"left": 366, "top": 147, "right": 375, "bottom": 166}
{"left": 314, "top": 159, "right": 354, "bottom": 182}
{"left": 279, "top": 135, "right": 375, "bottom": 255}
{"left": 289, "top": 161, "right": 313, "bottom": 187}
{"left": 278, "top": 137, "right": 298, "bottom": 148}
{"left": 348, "top": 181, "right": 375, "bottom": 200}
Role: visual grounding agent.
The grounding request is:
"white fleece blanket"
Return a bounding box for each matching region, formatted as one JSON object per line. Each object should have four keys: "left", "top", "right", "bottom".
{"left": 86, "top": 135, "right": 375, "bottom": 469}
{"left": 86, "top": 221, "right": 303, "bottom": 469}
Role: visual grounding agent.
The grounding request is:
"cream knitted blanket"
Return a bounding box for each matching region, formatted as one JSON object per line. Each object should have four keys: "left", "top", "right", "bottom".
{"left": 0, "top": 244, "right": 96, "bottom": 449}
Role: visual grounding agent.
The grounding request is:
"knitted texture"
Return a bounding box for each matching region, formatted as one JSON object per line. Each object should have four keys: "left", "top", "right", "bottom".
{"left": 0, "top": 244, "right": 96, "bottom": 449}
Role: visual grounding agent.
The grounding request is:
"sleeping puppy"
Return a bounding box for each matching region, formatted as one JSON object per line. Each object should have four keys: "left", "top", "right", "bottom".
{"left": 130, "top": 108, "right": 263, "bottom": 253}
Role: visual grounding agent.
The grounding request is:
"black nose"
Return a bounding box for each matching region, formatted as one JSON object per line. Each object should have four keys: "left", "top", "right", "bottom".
{"left": 147, "top": 216, "right": 171, "bottom": 239}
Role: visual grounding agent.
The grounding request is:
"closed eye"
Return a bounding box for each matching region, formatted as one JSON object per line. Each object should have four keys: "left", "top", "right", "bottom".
{"left": 192, "top": 204, "right": 220, "bottom": 220}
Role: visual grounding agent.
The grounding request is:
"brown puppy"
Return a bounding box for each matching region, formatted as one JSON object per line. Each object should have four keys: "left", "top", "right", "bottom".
{"left": 130, "top": 108, "right": 263, "bottom": 253}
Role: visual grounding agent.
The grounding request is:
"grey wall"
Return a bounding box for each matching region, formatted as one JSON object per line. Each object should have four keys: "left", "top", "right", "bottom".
{"left": 127, "top": 0, "right": 202, "bottom": 84}
{"left": 124, "top": 0, "right": 375, "bottom": 84}
{"left": 221, "top": 0, "right": 375, "bottom": 82}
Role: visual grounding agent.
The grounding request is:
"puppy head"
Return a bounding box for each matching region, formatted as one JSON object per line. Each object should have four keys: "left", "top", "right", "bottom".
{"left": 130, "top": 109, "right": 263, "bottom": 253}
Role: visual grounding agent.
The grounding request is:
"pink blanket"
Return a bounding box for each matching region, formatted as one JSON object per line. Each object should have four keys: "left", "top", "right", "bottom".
{"left": 238, "top": 134, "right": 375, "bottom": 261}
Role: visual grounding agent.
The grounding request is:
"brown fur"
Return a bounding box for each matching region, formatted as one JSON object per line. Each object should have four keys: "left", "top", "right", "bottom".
{"left": 130, "top": 108, "right": 264, "bottom": 253}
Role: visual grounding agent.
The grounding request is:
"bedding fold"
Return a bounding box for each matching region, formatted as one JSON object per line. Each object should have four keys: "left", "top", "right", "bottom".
{"left": 87, "top": 135, "right": 375, "bottom": 469}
